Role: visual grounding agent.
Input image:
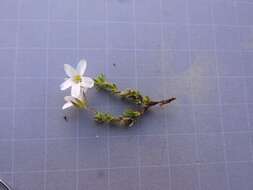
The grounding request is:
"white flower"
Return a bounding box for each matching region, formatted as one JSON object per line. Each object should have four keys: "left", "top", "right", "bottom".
{"left": 60, "top": 59, "right": 94, "bottom": 98}
{"left": 62, "top": 95, "right": 87, "bottom": 110}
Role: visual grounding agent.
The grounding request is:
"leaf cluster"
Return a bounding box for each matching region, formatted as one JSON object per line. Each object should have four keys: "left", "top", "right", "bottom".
{"left": 94, "top": 74, "right": 118, "bottom": 93}
{"left": 94, "top": 109, "right": 142, "bottom": 127}
{"left": 94, "top": 112, "right": 114, "bottom": 123}
{"left": 94, "top": 74, "right": 151, "bottom": 107}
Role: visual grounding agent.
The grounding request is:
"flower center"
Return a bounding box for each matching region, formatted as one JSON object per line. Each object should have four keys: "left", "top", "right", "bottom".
{"left": 73, "top": 75, "right": 82, "bottom": 83}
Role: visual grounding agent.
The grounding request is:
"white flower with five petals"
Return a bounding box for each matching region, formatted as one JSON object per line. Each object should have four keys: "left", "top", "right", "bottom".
{"left": 60, "top": 60, "right": 94, "bottom": 98}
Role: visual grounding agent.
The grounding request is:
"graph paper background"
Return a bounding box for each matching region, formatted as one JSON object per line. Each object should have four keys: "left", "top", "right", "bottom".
{"left": 0, "top": 0, "right": 253, "bottom": 189}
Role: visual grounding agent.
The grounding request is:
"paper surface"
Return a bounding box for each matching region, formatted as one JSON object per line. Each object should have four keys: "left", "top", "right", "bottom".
{"left": 0, "top": 0, "right": 253, "bottom": 189}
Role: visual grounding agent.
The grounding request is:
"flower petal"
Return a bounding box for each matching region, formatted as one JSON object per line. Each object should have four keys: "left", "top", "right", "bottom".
{"left": 82, "top": 87, "right": 88, "bottom": 93}
{"left": 64, "top": 64, "right": 78, "bottom": 77}
{"left": 78, "top": 88, "right": 86, "bottom": 99}
{"left": 62, "top": 102, "right": 73, "bottom": 110}
{"left": 81, "top": 77, "right": 94, "bottom": 88}
{"left": 64, "top": 96, "right": 74, "bottom": 102}
{"left": 77, "top": 59, "right": 87, "bottom": 75}
{"left": 71, "top": 84, "right": 81, "bottom": 98}
{"left": 60, "top": 78, "right": 72, "bottom": 90}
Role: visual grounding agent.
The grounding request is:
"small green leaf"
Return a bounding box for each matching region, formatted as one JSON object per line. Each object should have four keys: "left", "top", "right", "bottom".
{"left": 123, "top": 109, "right": 141, "bottom": 118}
{"left": 143, "top": 96, "right": 151, "bottom": 106}
{"left": 94, "top": 74, "right": 118, "bottom": 93}
{"left": 94, "top": 112, "right": 114, "bottom": 123}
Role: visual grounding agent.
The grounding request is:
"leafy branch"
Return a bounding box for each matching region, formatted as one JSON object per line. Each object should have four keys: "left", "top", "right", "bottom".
{"left": 94, "top": 109, "right": 142, "bottom": 127}
{"left": 92, "top": 74, "right": 176, "bottom": 127}
{"left": 94, "top": 74, "right": 176, "bottom": 108}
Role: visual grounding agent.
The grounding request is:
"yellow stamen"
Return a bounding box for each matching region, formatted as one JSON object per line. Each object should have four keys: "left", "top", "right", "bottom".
{"left": 73, "top": 75, "right": 82, "bottom": 83}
